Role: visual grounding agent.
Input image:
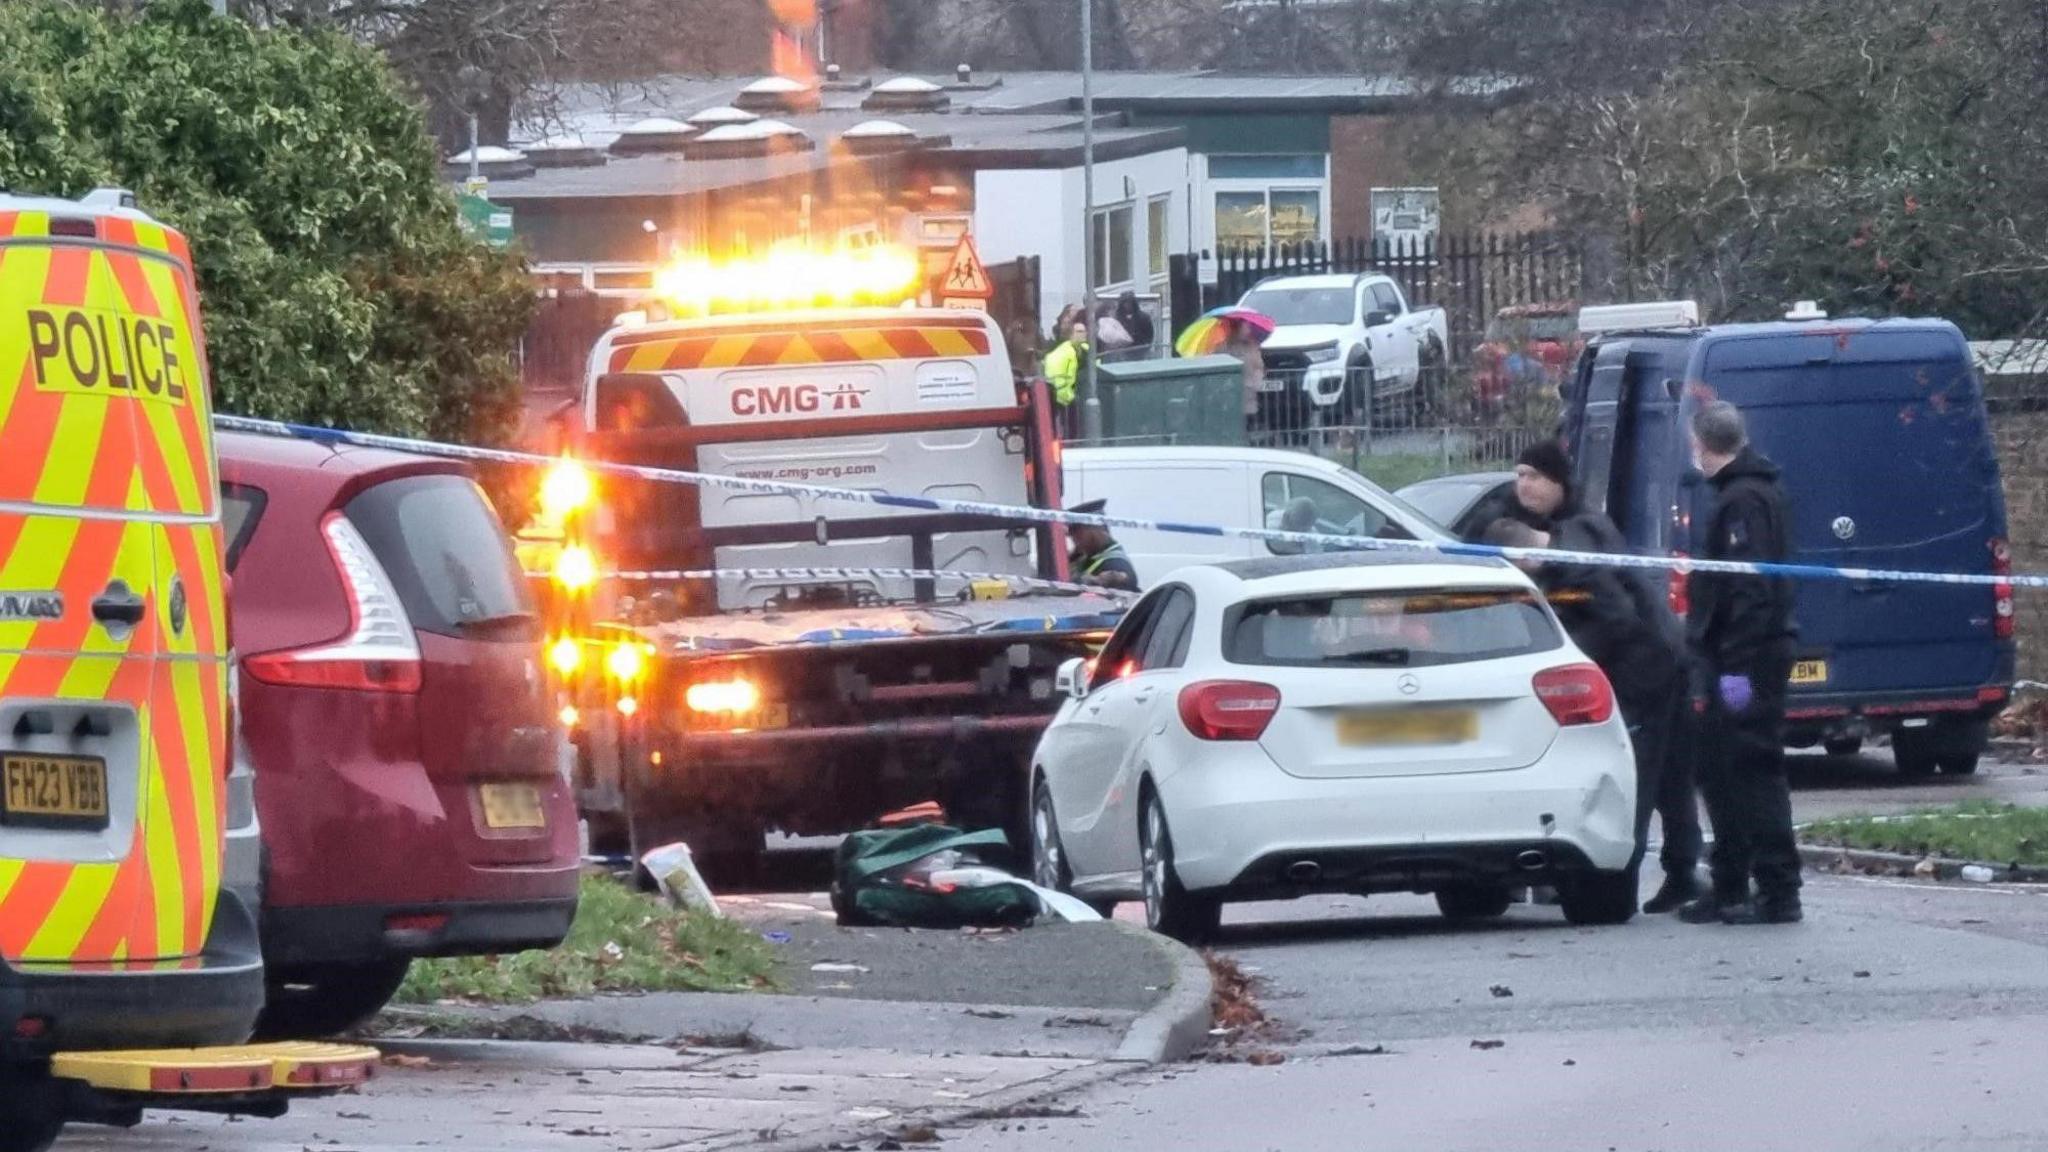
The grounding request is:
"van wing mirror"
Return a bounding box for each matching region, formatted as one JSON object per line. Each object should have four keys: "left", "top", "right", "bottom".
{"left": 1055, "top": 657, "right": 1088, "bottom": 699}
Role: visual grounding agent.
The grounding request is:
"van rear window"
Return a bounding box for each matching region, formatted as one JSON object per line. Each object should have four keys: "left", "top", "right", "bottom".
{"left": 1225, "top": 588, "right": 1562, "bottom": 669}
{"left": 344, "top": 475, "right": 535, "bottom": 640}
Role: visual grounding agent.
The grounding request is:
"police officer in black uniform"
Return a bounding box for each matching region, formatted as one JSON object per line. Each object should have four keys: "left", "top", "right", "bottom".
{"left": 1068, "top": 499, "right": 1140, "bottom": 592}
{"left": 1484, "top": 517, "right": 1692, "bottom": 908}
{"left": 1678, "top": 401, "right": 1802, "bottom": 925}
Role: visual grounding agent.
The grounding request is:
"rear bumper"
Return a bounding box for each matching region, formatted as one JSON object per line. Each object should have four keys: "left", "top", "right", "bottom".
{"left": 1156, "top": 723, "right": 1638, "bottom": 894}
{"left": 0, "top": 890, "right": 264, "bottom": 1064}
{"left": 262, "top": 896, "right": 579, "bottom": 968}
{"left": 1784, "top": 683, "right": 2014, "bottom": 728}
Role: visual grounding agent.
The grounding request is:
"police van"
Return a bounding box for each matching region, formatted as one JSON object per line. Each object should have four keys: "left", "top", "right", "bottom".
{"left": 0, "top": 189, "right": 371, "bottom": 1149}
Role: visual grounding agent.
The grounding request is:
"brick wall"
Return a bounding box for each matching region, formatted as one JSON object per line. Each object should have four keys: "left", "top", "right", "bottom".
{"left": 1995, "top": 408, "right": 2048, "bottom": 682}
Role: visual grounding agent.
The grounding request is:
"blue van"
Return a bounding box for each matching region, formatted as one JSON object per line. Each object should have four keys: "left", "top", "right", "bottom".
{"left": 1561, "top": 313, "right": 2015, "bottom": 776}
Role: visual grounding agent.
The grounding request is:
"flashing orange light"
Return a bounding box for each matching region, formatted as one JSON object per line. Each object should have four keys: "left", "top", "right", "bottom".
{"left": 554, "top": 544, "right": 597, "bottom": 591}
{"left": 558, "top": 704, "right": 580, "bottom": 728}
{"left": 686, "top": 678, "right": 762, "bottom": 714}
{"left": 617, "top": 696, "right": 639, "bottom": 717}
{"left": 548, "top": 636, "right": 584, "bottom": 676}
{"left": 540, "top": 459, "right": 595, "bottom": 522}
{"left": 606, "top": 642, "right": 648, "bottom": 683}
{"left": 652, "top": 240, "right": 921, "bottom": 316}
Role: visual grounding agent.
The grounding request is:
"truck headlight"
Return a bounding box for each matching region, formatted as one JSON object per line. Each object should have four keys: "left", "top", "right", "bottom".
{"left": 1304, "top": 344, "right": 1341, "bottom": 364}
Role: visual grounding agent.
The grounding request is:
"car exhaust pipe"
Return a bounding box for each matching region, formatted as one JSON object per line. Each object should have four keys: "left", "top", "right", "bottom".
{"left": 1286, "top": 860, "right": 1322, "bottom": 884}
{"left": 1515, "top": 850, "right": 1548, "bottom": 872}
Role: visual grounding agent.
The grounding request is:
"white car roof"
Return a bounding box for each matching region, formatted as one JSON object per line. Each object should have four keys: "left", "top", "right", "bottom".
{"left": 1174, "top": 551, "right": 1531, "bottom": 600}
{"left": 1067, "top": 445, "right": 1364, "bottom": 472}
{"left": 1245, "top": 273, "right": 1366, "bottom": 291}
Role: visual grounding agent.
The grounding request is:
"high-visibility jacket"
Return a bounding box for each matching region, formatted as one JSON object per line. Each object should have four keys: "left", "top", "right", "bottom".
{"left": 1043, "top": 339, "right": 1087, "bottom": 407}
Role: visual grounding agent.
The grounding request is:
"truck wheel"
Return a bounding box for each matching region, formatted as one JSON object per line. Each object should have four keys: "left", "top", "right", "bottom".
{"left": 0, "top": 1076, "right": 64, "bottom": 1152}
{"left": 1892, "top": 728, "right": 1938, "bottom": 778}
{"left": 1823, "top": 737, "right": 1863, "bottom": 758}
{"left": 254, "top": 958, "right": 413, "bottom": 1040}
{"left": 1938, "top": 753, "right": 1981, "bottom": 776}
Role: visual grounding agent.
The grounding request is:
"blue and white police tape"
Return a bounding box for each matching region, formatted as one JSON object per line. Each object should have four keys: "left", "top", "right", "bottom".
{"left": 214, "top": 413, "right": 2047, "bottom": 591}
{"left": 536, "top": 564, "right": 1126, "bottom": 599}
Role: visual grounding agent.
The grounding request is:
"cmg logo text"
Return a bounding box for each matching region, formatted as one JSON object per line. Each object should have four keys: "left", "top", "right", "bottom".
{"left": 730, "top": 383, "right": 868, "bottom": 417}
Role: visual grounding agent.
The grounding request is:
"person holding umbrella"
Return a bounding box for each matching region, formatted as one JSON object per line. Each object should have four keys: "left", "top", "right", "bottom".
{"left": 1175, "top": 307, "right": 1276, "bottom": 433}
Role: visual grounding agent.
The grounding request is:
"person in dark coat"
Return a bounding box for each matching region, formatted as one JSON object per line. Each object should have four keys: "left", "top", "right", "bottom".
{"left": 1677, "top": 401, "right": 1801, "bottom": 925}
{"left": 1115, "top": 291, "right": 1156, "bottom": 352}
{"left": 1463, "top": 439, "right": 1580, "bottom": 542}
{"left": 1485, "top": 517, "right": 1691, "bottom": 905}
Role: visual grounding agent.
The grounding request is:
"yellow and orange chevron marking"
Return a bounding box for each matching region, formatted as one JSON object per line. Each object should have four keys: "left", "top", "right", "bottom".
{"left": 609, "top": 319, "right": 994, "bottom": 375}
{"left": 0, "top": 209, "right": 226, "bottom": 967}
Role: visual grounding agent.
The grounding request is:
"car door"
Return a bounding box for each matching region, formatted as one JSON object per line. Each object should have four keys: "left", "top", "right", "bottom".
{"left": 1260, "top": 469, "right": 1397, "bottom": 553}
{"left": 1369, "top": 282, "right": 1419, "bottom": 385}
{"left": 1089, "top": 586, "right": 1198, "bottom": 878}
{"left": 1043, "top": 591, "right": 1163, "bottom": 877}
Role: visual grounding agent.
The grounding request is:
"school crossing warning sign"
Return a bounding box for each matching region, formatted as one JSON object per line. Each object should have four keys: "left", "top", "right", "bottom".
{"left": 939, "top": 234, "right": 993, "bottom": 308}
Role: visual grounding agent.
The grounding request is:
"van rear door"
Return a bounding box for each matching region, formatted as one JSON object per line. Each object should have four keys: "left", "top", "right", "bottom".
{"left": 1700, "top": 327, "right": 2007, "bottom": 698}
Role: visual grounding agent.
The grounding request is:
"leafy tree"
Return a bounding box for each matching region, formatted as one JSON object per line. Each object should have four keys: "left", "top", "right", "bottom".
{"left": 0, "top": 0, "right": 532, "bottom": 443}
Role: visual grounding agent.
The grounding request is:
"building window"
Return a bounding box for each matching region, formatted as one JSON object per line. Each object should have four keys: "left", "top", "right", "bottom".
{"left": 1091, "top": 203, "right": 1135, "bottom": 290}
{"left": 1148, "top": 195, "right": 1172, "bottom": 280}
{"left": 1209, "top": 154, "right": 1329, "bottom": 255}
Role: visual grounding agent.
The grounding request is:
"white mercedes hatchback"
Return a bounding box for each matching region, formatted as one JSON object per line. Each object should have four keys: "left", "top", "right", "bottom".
{"left": 1029, "top": 552, "right": 1640, "bottom": 941}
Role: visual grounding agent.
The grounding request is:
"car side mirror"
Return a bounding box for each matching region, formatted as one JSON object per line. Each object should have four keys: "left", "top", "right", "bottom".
{"left": 1055, "top": 657, "right": 1088, "bottom": 699}
{"left": 1365, "top": 310, "right": 1394, "bottom": 327}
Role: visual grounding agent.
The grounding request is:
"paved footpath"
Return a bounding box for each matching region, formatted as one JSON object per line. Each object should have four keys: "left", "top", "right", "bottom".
{"left": 60, "top": 905, "right": 1207, "bottom": 1151}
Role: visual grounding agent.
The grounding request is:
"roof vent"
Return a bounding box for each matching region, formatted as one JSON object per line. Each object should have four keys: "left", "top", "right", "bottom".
{"left": 735, "top": 75, "right": 822, "bottom": 114}
{"left": 688, "top": 105, "right": 759, "bottom": 127}
{"left": 862, "top": 76, "right": 949, "bottom": 113}
{"left": 840, "top": 119, "right": 922, "bottom": 155}
{"left": 691, "top": 119, "right": 816, "bottom": 160}
{"left": 525, "top": 134, "right": 608, "bottom": 168}
{"left": 444, "top": 146, "right": 534, "bottom": 180}
{"left": 609, "top": 117, "right": 697, "bottom": 156}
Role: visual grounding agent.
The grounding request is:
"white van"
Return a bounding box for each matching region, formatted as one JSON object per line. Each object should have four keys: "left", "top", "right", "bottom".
{"left": 1060, "top": 446, "right": 1449, "bottom": 586}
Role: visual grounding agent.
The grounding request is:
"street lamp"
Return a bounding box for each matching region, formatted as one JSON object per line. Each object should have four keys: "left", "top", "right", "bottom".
{"left": 1079, "top": 0, "right": 1103, "bottom": 444}
{"left": 456, "top": 65, "right": 489, "bottom": 186}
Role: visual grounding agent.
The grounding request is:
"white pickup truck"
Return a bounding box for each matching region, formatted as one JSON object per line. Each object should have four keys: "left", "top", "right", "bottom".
{"left": 1236, "top": 272, "right": 1449, "bottom": 426}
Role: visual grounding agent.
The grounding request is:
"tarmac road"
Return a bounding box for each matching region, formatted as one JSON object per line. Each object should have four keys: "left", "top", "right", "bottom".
{"left": 935, "top": 750, "right": 2048, "bottom": 1152}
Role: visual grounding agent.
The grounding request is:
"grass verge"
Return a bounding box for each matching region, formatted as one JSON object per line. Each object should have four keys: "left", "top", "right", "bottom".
{"left": 393, "top": 873, "right": 777, "bottom": 1005}
{"left": 1802, "top": 802, "right": 2048, "bottom": 867}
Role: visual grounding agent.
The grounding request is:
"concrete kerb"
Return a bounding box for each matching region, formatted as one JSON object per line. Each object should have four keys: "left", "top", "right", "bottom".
{"left": 1799, "top": 842, "right": 2048, "bottom": 884}
{"left": 1105, "top": 919, "right": 1216, "bottom": 1064}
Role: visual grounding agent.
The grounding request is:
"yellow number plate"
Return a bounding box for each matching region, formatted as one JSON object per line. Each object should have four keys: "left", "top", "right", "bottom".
{"left": 477, "top": 782, "right": 546, "bottom": 830}
{"left": 2, "top": 754, "right": 109, "bottom": 829}
{"left": 688, "top": 703, "right": 791, "bottom": 733}
{"left": 1337, "top": 709, "right": 1478, "bottom": 747}
{"left": 1790, "top": 660, "right": 1829, "bottom": 685}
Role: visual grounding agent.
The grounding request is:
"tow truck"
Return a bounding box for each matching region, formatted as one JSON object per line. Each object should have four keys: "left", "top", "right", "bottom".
{"left": 524, "top": 242, "right": 1126, "bottom": 880}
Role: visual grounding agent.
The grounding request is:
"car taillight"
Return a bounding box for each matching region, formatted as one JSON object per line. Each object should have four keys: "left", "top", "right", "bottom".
{"left": 686, "top": 677, "right": 760, "bottom": 714}
{"left": 1992, "top": 537, "right": 2014, "bottom": 640}
{"left": 1668, "top": 552, "right": 1690, "bottom": 618}
{"left": 1534, "top": 663, "right": 1615, "bottom": 726}
{"left": 243, "top": 512, "right": 422, "bottom": 694}
{"left": 1177, "top": 680, "right": 1281, "bottom": 741}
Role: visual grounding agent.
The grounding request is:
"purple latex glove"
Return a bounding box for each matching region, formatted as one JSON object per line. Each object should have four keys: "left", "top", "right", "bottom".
{"left": 1718, "top": 674, "right": 1754, "bottom": 713}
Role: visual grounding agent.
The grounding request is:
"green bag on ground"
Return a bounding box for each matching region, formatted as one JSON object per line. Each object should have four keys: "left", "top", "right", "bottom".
{"left": 830, "top": 825, "right": 1038, "bottom": 929}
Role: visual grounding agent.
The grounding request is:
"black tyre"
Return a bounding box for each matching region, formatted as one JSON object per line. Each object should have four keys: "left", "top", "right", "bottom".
{"left": 1938, "top": 753, "right": 1982, "bottom": 776}
{"left": 255, "top": 957, "right": 413, "bottom": 1040}
{"left": 1140, "top": 791, "right": 1220, "bottom": 943}
{"left": 0, "top": 1076, "right": 64, "bottom": 1152}
{"left": 1558, "top": 869, "right": 1638, "bottom": 926}
{"left": 1823, "top": 737, "right": 1863, "bottom": 758}
{"left": 1435, "top": 884, "right": 1514, "bottom": 921}
{"left": 1892, "top": 729, "right": 1938, "bottom": 778}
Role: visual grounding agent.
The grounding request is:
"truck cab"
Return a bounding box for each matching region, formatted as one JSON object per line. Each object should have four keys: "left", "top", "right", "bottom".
{"left": 1562, "top": 304, "right": 2014, "bottom": 774}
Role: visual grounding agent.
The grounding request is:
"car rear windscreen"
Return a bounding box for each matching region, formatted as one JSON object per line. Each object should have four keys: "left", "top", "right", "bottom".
{"left": 345, "top": 474, "right": 535, "bottom": 640}
{"left": 1226, "top": 587, "right": 1563, "bottom": 669}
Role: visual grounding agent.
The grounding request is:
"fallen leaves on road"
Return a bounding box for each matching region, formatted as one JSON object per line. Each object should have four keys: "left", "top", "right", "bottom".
{"left": 1328, "top": 1044, "right": 1390, "bottom": 1058}
{"left": 1246, "top": 1050, "right": 1287, "bottom": 1067}
{"left": 380, "top": 1053, "right": 432, "bottom": 1069}
{"left": 1853, "top": 970, "right": 1872, "bottom": 978}
{"left": 1207, "top": 952, "right": 1267, "bottom": 1035}
{"left": 1489, "top": 984, "right": 1514, "bottom": 998}
{"left": 1470, "top": 1039, "right": 1506, "bottom": 1051}
{"left": 896, "top": 1124, "right": 942, "bottom": 1143}
{"left": 964, "top": 1007, "right": 1014, "bottom": 1020}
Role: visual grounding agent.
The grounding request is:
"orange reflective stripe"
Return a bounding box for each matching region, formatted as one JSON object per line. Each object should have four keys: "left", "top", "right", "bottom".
{"left": 609, "top": 324, "right": 994, "bottom": 373}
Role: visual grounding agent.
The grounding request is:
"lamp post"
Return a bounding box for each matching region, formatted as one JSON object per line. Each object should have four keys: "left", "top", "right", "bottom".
{"left": 1079, "top": 0, "right": 1103, "bottom": 444}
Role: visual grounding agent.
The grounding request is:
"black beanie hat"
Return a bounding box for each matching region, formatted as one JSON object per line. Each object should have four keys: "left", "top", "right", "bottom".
{"left": 1516, "top": 440, "right": 1571, "bottom": 486}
